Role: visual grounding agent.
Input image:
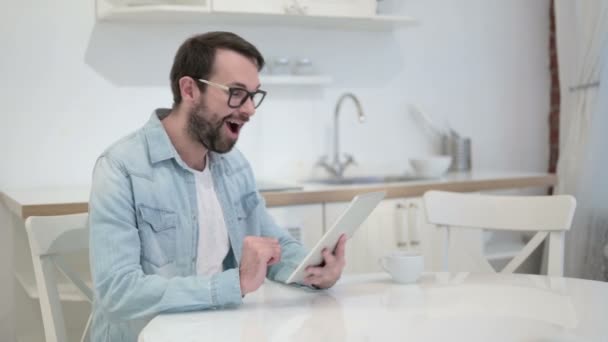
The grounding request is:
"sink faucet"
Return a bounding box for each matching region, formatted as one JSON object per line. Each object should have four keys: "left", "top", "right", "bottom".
{"left": 317, "top": 93, "right": 366, "bottom": 178}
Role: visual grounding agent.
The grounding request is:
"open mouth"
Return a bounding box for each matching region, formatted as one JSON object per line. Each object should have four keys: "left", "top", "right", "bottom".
{"left": 225, "top": 118, "right": 243, "bottom": 135}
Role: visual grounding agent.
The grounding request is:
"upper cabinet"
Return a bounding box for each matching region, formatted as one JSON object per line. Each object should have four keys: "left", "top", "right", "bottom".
{"left": 212, "top": 0, "right": 285, "bottom": 14}
{"left": 297, "top": 0, "right": 376, "bottom": 17}
{"left": 213, "top": 0, "right": 376, "bottom": 16}
{"left": 96, "top": 0, "right": 416, "bottom": 30}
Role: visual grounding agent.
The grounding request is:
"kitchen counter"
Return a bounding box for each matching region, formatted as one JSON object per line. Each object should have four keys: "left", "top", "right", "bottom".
{"left": 1, "top": 171, "right": 556, "bottom": 219}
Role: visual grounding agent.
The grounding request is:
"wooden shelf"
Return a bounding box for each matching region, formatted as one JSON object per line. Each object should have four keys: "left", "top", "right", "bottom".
{"left": 260, "top": 75, "right": 332, "bottom": 86}
{"left": 96, "top": 4, "right": 416, "bottom": 30}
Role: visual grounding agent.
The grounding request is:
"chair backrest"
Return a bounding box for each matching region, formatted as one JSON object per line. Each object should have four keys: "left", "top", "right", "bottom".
{"left": 422, "top": 191, "right": 576, "bottom": 276}
{"left": 25, "top": 213, "right": 92, "bottom": 342}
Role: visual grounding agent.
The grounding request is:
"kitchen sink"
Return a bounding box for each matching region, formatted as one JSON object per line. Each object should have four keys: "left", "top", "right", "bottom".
{"left": 307, "top": 175, "right": 428, "bottom": 185}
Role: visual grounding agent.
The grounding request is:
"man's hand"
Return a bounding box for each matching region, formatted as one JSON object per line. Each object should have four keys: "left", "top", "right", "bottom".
{"left": 239, "top": 236, "right": 281, "bottom": 295}
{"left": 303, "top": 234, "right": 347, "bottom": 289}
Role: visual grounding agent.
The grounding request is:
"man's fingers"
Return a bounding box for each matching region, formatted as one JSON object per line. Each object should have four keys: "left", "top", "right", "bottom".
{"left": 266, "top": 252, "right": 279, "bottom": 266}
{"left": 322, "top": 248, "right": 336, "bottom": 265}
{"left": 334, "top": 234, "right": 347, "bottom": 260}
{"left": 267, "top": 245, "right": 282, "bottom": 265}
{"left": 303, "top": 274, "right": 323, "bottom": 287}
{"left": 305, "top": 266, "right": 324, "bottom": 277}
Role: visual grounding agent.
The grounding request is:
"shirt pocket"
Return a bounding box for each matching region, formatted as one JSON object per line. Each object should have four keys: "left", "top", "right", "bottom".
{"left": 234, "top": 192, "right": 261, "bottom": 222}
{"left": 137, "top": 204, "right": 177, "bottom": 268}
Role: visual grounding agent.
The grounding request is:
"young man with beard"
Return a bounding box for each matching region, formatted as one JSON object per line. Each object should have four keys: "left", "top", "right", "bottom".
{"left": 88, "top": 31, "right": 346, "bottom": 341}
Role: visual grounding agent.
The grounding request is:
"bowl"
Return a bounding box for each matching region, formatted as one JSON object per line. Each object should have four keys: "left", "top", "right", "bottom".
{"left": 409, "top": 156, "right": 452, "bottom": 178}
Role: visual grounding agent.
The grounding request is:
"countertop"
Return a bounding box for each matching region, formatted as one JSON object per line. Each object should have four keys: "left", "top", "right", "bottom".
{"left": 1, "top": 171, "right": 556, "bottom": 219}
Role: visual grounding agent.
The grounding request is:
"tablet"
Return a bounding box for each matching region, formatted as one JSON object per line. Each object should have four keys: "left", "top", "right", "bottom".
{"left": 285, "top": 191, "right": 386, "bottom": 284}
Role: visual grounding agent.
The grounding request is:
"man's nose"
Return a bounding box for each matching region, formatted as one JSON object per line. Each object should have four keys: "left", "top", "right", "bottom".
{"left": 240, "top": 96, "right": 256, "bottom": 117}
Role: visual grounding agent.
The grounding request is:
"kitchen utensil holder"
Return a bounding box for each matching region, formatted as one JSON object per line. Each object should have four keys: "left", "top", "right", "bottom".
{"left": 442, "top": 135, "right": 471, "bottom": 172}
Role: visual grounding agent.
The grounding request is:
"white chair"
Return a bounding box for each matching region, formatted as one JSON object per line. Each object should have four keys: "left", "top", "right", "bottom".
{"left": 25, "top": 213, "right": 92, "bottom": 342}
{"left": 422, "top": 191, "right": 576, "bottom": 276}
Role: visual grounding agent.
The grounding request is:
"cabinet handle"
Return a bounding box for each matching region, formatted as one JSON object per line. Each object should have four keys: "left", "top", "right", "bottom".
{"left": 408, "top": 202, "right": 420, "bottom": 246}
{"left": 395, "top": 203, "right": 409, "bottom": 248}
{"left": 395, "top": 202, "right": 420, "bottom": 248}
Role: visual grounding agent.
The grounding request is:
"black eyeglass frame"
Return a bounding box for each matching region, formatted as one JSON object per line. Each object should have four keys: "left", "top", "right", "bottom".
{"left": 196, "top": 78, "right": 267, "bottom": 109}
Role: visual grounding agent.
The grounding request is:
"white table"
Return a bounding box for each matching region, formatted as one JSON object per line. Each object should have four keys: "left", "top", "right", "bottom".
{"left": 139, "top": 272, "right": 608, "bottom": 342}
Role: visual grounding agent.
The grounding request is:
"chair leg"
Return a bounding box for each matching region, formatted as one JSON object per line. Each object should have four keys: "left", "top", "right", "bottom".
{"left": 80, "top": 313, "right": 92, "bottom": 342}
{"left": 443, "top": 226, "right": 450, "bottom": 272}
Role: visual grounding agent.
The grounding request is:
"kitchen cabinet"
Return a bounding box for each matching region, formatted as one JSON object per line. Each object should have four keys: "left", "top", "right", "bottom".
{"left": 267, "top": 204, "right": 324, "bottom": 250}
{"left": 299, "top": 0, "right": 377, "bottom": 17}
{"left": 95, "top": 0, "right": 415, "bottom": 30}
{"left": 197, "top": 0, "right": 377, "bottom": 17}
{"left": 271, "top": 197, "right": 439, "bottom": 275}
{"left": 325, "top": 198, "right": 427, "bottom": 274}
{"left": 212, "top": 0, "right": 285, "bottom": 14}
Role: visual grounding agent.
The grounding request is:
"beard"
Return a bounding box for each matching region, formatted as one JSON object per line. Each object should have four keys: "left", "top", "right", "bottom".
{"left": 187, "top": 101, "right": 237, "bottom": 154}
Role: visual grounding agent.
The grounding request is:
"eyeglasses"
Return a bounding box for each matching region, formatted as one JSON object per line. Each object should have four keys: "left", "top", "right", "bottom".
{"left": 196, "top": 78, "right": 267, "bottom": 109}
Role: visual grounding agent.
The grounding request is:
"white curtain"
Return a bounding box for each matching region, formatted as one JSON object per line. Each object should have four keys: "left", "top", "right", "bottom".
{"left": 554, "top": 0, "right": 608, "bottom": 281}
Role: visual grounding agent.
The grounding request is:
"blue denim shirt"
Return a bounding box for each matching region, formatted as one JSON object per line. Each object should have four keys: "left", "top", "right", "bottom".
{"left": 88, "top": 109, "right": 308, "bottom": 342}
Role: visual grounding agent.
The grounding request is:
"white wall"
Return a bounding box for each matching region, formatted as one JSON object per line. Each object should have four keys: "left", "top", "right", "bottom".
{"left": 0, "top": 0, "right": 550, "bottom": 190}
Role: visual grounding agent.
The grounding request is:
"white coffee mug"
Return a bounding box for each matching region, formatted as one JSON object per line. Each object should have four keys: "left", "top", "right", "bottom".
{"left": 380, "top": 251, "right": 424, "bottom": 284}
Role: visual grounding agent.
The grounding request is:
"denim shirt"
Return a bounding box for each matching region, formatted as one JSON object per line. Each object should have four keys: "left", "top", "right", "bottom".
{"left": 88, "top": 109, "right": 308, "bottom": 342}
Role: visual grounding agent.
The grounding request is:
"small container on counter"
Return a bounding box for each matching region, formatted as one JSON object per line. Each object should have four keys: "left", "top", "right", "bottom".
{"left": 442, "top": 135, "right": 472, "bottom": 172}
{"left": 292, "top": 58, "right": 315, "bottom": 75}
{"left": 272, "top": 57, "right": 291, "bottom": 75}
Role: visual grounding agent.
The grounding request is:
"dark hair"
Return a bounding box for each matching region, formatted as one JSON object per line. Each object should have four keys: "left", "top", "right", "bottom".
{"left": 169, "top": 31, "right": 265, "bottom": 106}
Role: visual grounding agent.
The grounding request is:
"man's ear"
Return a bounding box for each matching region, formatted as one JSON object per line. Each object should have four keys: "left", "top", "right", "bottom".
{"left": 179, "top": 76, "right": 199, "bottom": 104}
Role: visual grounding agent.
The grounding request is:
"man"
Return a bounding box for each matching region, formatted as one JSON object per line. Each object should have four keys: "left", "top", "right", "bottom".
{"left": 88, "top": 31, "right": 346, "bottom": 342}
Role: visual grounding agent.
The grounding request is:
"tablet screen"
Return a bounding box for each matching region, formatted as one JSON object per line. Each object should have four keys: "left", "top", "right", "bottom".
{"left": 285, "top": 191, "right": 386, "bottom": 284}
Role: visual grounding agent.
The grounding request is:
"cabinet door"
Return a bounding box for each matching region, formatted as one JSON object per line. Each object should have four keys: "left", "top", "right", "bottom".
{"left": 325, "top": 197, "right": 443, "bottom": 274}
{"left": 300, "top": 0, "right": 377, "bottom": 17}
{"left": 325, "top": 199, "right": 402, "bottom": 274}
{"left": 212, "top": 0, "right": 287, "bottom": 14}
{"left": 267, "top": 204, "right": 324, "bottom": 250}
{"left": 212, "top": 0, "right": 376, "bottom": 16}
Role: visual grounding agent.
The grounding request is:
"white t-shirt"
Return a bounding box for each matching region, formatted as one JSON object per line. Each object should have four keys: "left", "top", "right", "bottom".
{"left": 192, "top": 160, "right": 230, "bottom": 277}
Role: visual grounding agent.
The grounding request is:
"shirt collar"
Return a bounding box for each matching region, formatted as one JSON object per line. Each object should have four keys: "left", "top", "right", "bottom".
{"left": 143, "top": 108, "right": 180, "bottom": 164}
{"left": 143, "top": 108, "right": 221, "bottom": 167}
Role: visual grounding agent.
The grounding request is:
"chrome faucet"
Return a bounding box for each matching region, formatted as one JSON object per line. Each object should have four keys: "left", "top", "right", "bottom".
{"left": 317, "top": 93, "right": 366, "bottom": 178}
